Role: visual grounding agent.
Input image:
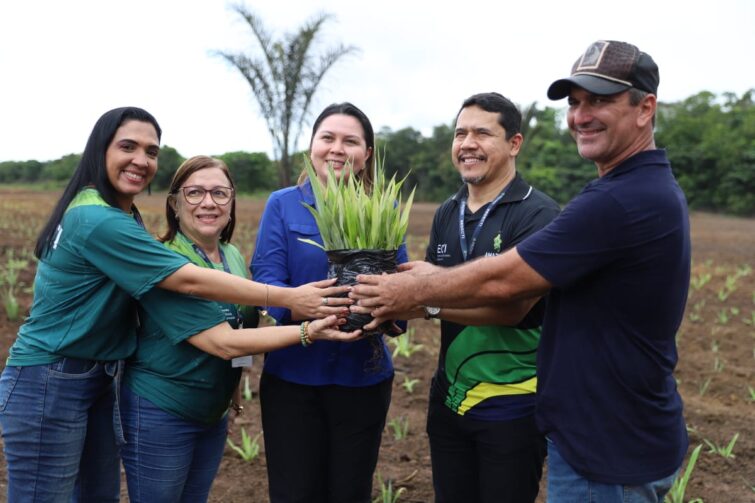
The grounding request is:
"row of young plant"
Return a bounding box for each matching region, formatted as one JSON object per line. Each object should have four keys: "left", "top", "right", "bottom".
{"left": 687, "top": 260, "right": 753, "bottom": 325}
{"left": 224, "top": 374, "right": 262, "bottom": 462}
{"left": 665, "top": 427, "right": 749, "bottom": 503}
{"left": 682, "top": 259, "right": 754, "bottom": 402}
{"left": 0, "top": 249, "right": 34, "bottom": 322}
{"left": 674, "top": 257, "right": 754, "bottom": 500}
{"left": 376, "top": 327, "right": 428, "bottom": 503}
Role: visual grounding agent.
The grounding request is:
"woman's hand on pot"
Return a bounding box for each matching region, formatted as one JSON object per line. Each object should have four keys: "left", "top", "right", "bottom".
{"left": 308, "top": 315, "right": 363, "bottom": 342}
{"left": 289, "top": 278, "right": 352, "bottom": 320}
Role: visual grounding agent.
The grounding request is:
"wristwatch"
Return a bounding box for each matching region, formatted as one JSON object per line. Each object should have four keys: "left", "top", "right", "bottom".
{"left": 424, "top": 306, "right": 441, "bottom": 320}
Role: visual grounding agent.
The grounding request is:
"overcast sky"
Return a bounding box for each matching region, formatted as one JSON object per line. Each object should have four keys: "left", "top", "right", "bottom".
{"left": 1, "top": 0, "right": 753, "bottom": 162}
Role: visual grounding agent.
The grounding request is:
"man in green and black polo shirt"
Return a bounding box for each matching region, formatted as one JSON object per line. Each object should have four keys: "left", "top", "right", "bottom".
{"left": 423, "top": 93, "right": 560, "bottom": 502}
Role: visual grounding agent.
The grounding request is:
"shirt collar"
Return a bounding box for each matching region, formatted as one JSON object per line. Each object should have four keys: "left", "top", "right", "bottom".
{"left": 451, "top": 172, "right": 533, "bottom": 207}
{"left": 602, "top": 149, "right": 669, "bottom": 179}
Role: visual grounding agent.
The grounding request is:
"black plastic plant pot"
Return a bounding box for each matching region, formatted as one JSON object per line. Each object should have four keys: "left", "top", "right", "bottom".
{"left": 326, "top": 248, "right": 398, "bottom": 336}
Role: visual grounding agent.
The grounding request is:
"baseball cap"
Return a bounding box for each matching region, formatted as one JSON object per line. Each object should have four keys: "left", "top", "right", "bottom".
{"left": 547, "top": 40, "right": 659, "bottom": 100}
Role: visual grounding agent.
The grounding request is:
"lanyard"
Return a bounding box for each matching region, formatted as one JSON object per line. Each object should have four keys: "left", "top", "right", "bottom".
{"left": 458, "top": 186, "right": 509, "bottom": 261}
{"left": 192, "top": 244, "right": 241, "bottom": 327}
{"left": 192, "top": 244, "right": 231, "bottom": 274}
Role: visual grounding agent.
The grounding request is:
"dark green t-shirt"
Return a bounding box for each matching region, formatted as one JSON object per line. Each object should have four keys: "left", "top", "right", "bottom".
{"left": 124, "top": 234, "right": 249, "bottom": 424}
{"left": 8, "top": 189, "right": 189, "bottom": 365}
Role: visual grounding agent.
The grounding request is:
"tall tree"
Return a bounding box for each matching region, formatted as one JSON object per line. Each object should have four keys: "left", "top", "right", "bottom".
{"left": 217, "top": 6, "right": 358, "bottom": 187}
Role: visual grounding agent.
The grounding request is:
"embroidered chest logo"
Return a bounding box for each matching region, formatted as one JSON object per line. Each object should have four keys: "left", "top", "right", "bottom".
{"left": 436, "top": 242, "right": 451, "bottom": 262}
{"left": 493, "top": 232, "right": 502, "bottom": 253}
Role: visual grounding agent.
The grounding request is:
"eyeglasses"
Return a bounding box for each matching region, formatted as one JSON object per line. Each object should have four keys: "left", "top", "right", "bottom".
{"left": 176, "top": 186, "right": 234, "bottom": 206}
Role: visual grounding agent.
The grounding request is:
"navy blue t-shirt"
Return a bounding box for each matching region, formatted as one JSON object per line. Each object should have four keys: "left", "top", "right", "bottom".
{"left": 517, "top": 150, "right": 690, "bottom": 484}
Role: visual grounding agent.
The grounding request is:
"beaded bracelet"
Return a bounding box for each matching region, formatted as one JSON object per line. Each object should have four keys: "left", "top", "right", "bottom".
{"left": 300, "top": 321, "right": 313, "bottom": 347}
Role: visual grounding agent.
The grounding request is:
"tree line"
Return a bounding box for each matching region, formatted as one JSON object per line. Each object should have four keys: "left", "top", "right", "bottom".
{"left": 1, "top": 89, "right": 753, "bottom": 215}
{"left": 376, "top": 89, "right": 755, "bottom": 215}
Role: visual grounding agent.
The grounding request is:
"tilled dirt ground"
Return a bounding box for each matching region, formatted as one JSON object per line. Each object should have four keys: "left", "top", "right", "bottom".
{"left": 0, "top": 189, "right": 752, "bottom": 502}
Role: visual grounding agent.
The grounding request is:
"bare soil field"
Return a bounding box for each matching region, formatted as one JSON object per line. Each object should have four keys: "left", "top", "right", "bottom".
{"left": 0, "top": 188, "right": 752, "bottom": 502}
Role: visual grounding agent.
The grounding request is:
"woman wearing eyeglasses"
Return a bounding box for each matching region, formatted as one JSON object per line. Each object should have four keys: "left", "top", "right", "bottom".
{"left": 120, "top": 156, "right": 361, "bottom": 502}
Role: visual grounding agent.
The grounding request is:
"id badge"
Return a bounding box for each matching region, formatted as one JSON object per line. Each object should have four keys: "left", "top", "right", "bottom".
{"left": 232, "top": 355, "right": 253, "bottom": 368}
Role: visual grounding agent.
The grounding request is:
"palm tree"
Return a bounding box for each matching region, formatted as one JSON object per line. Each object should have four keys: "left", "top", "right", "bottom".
{"left": 217, "top": 6, "right": 358, "bottom": 187}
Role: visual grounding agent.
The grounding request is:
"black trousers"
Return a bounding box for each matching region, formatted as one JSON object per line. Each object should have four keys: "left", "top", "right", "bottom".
{"left": 259, "top": 372, "right": 393, "bottom": 503}
{"left": 427, "top": 394, "right": 546, "bottom": 503}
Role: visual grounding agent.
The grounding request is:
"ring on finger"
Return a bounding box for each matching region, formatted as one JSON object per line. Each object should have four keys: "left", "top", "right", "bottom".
{"left": 322, "top": 297, "right": 329, "bottom": 306}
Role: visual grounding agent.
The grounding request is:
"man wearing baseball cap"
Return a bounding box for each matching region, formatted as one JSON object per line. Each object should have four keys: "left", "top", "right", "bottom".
{"left": 353, "top": 40, "right": 690, "bottom": 502}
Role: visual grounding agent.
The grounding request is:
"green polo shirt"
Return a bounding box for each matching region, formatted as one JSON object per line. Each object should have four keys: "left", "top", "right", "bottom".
{"left": 426, "top": 174, "right": 560, "bottom": 421}
{"left": 124, "top": 233, "right": 249, "bottom": 424}
{"left": 7, "top": 189, "right": 189, "bottom": 366}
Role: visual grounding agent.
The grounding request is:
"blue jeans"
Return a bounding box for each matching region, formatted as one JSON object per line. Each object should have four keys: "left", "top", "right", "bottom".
{"left": 0, "top": 359, "right": 121, "bottom": 503}
{"left": 120, "top": 385, "right": 228, "bottom": 503}
{"left": 547, "top": 439, "right": 679, "bottom": 503}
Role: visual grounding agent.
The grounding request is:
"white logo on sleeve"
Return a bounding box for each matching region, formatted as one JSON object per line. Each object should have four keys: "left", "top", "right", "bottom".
{"left": 52, "top": 225, "right": 63, "bottom": 249}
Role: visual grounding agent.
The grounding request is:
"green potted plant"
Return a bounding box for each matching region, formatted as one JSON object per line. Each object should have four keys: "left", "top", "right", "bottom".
{"left": 299, "top": 153, "right": 415, "bottom": 334}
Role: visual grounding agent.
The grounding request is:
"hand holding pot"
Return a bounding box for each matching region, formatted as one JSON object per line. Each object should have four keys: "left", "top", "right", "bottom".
{"left": 348, "top": 298, "right": 418, "bottom": 333}
{"left": 307, "top": 315, "right": 363, "bottom": 342}
{"left": 287, "top": 278, "right": 353, "bottom": 321}
{"left": 353, "top": 260, "right": 440, "bottom": 318}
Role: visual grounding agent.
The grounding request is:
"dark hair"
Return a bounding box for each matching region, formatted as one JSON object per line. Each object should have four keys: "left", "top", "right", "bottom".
{"left": 161, "top": 155, "right": 237, "bottom": 244}
{"left": 456, "top": 92, "right": 522, "bottom": 140}
{"left": 627, "top": 88, "right": 657, "bottom": 127}
{"left": 627, "top": 88, "right": 649, "bottom": 106}
{"left": 297, "top": 102, "right": 376, "bottom": 191}
{"left": 34, "top": 107, "right": 162, "bottom": 258}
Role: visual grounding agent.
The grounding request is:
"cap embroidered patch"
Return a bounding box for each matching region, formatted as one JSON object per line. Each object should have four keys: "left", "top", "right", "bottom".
{"left": 576, "top": 41, "right": 609, "bottom": 71}
{"left": 547, "top": 40, "right": 659, "bottom": 100}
